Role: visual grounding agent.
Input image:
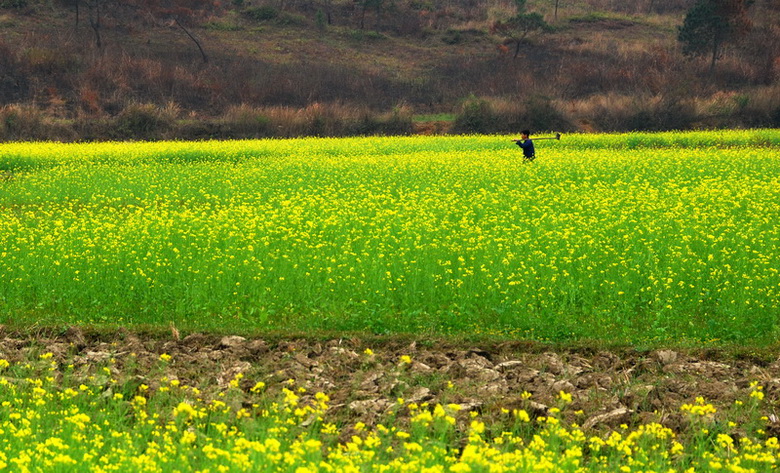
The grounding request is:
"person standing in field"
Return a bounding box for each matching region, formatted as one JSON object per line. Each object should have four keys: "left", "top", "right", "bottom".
{"left": 513, "top": 129, "right": 535, "bottom": 162}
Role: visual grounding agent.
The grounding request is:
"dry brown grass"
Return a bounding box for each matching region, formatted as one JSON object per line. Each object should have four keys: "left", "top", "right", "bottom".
{"left": 0, "top": 0, "right": 777, "bottom": 138}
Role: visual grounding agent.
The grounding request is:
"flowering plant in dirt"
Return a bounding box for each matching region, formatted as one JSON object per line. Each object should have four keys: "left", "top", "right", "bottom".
{"left": 0, "top": 352, "right": 779, "bottom": 472}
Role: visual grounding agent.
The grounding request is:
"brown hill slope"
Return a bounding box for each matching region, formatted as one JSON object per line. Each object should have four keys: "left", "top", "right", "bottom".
{"left": 0, "top": 0, "right": 778, "bottom": 139}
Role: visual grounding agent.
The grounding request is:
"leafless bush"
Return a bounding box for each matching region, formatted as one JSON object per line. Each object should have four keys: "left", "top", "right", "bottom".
{"left": 737, "top": 24, "right": 780, "bottom": 86}
{"left": 0, "top": 41, "right": 30, "bottom": 105}
{"left": 700, "top": 86, "right": 780, "bottom": 128}
{"left": 570, "top": 93, "right": 697, "bottom": 132}
{"left": 452, "top": 95, "right": 572, "bottom": 134}
{"left": 0, "top": 104, "right": 76, "bottom": 141}
{"left": 0, "top": 104, "right": 46, "bottom": 140}
{"left": 262, "top": 102, "right": 412, "bottom": 137}
{"left": 211, "top": 103, "right": 412, "bottom": 138}
{"left": 221, "top": 104, "right": 272, "bottom": 137}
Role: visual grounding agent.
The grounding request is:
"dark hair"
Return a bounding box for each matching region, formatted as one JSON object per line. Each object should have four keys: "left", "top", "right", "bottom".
{"left": 521, "top": 129, "right": 531, "bottom": 135}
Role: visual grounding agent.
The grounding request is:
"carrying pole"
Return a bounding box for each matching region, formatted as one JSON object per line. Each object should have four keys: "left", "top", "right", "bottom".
{"left": 531, "top": 133, "right": 561, "bottom": 141}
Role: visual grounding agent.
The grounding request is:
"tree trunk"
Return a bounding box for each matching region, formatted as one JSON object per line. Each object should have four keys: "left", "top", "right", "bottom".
{"left": 709, "top": 33, "right": 720, "bottom": 77}
{"left": 89, "top": 0, "right": 102, "bottom": 49}
{"left": 175, "top": 17, "right": 208, "bottom": 64}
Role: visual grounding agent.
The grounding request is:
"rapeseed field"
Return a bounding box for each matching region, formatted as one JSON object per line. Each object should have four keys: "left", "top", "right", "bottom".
{"left": 0, "top": 131, "right": 779, "bottom": 343}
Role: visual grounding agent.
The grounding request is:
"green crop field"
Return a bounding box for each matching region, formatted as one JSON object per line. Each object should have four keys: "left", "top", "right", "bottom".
{"left": 3, "top": 130, "right": 780, "bottom": 472}
{"left": 1, "top": 130, "right": 779, "bottom": 344}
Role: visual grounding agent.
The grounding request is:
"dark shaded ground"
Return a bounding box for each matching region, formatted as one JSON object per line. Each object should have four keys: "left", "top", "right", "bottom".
{"left": 2, "top": 327, "right": 780, "bottom": 437}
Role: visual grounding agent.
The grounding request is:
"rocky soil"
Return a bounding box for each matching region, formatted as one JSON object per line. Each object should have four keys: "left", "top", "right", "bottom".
{"left": 3, "top": 328, "right": 780, "bottom": 436}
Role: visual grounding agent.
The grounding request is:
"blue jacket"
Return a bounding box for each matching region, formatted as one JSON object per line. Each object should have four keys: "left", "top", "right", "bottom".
{"left": 516, "top": 139, "right": 535, "bottom": 158}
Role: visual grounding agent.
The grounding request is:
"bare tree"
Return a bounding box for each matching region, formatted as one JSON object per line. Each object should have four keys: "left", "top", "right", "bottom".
{"left": 56, "top": 0, "right": 81, "bottom": 27}
{"left": 88, "top": 0, "right": 103, "bottom": 49}
{"left": 172, "top": 17, "right": 208, "bottom": 63}
{"left": 103, "top": 0, "right": 221, "bottom": 63}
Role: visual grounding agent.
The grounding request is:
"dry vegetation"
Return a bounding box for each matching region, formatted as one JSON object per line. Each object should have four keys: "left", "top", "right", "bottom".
{"left": 0, "top": 0, "right": 778, "bottom": 140}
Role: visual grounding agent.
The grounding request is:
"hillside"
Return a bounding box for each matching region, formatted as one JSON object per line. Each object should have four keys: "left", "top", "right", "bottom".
{"left": 0, "top": 0, "right": 778, "bottom": 140}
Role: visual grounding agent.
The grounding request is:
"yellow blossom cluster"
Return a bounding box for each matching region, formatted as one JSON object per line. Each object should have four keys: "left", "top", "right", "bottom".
{"left": 0, "top": 354, "right": 779, "bottom": 472}
{"left": 681, "top": 397, "right": 718, "bottom": 417}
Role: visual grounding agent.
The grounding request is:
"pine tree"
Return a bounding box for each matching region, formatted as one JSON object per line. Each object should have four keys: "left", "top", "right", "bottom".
{"left": 677, "top": 0, "right": 752, "bottom": 75}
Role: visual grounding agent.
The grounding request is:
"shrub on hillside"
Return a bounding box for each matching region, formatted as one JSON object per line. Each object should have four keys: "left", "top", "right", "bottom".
{"left": 348, "top": 104, "right": 413, "bottom": 136}
{"left": 249, "top": 103, "right": 414, "bottom": 138}
{"left": 726, "top": 87, "right": 780, "bottom": 128}
{"left": 222, "top": 104, "right": 272, "bottom": 138}
{"left": 1, "top": 0, "right": 27, "bottom": 9}
{"left": 452, "top": 95, "right": 572, "bottom": 134}
{"left": 0, "top": 104, "right": 75, "bottom": 141}
{"left": 0, "top": 104, "right": 44, "bottom": 140}
{"left": 243, "top": 6, "right": 278, "bottom": 21}
{"left": 523, "top": 95, "right": 573, "bottom": 133}
{"left": 634, "top": 96, "right": 696, "bottom": 131}
{"left": 572, "top": 94, "right": 697, "bottom": 132}
{"left": 441, "top": 29, "right": 463, "bottom": 45}
{"left": 451, "top": 96, "right": 498, "bottom": 134}
{"left": 378, "top": 104, "right": 414, "bottom": 135}
{"left": 114, "top": 103, "right": 177, "bottom": 140}
{"left": 473, "top": 98, "right": 528, "bottom": 133}
{"left": 72, "top": 118, "right": 114, "bottom": 142}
